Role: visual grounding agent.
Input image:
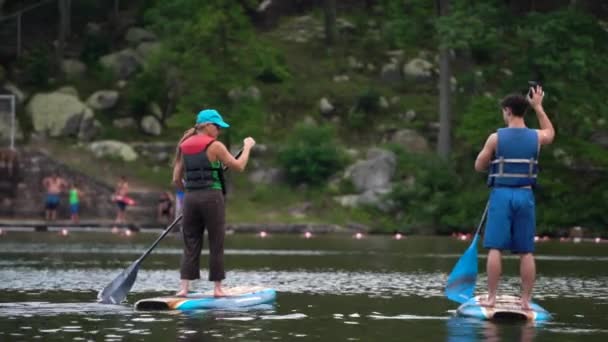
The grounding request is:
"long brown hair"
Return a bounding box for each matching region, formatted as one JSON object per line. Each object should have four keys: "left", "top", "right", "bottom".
{"left": 173, "top": 126, "right": 199, "bottom": 166}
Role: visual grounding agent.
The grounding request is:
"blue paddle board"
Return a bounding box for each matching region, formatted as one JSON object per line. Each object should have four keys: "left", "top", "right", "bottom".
{"left": 134, "top": 286, "right": 276, "bottom": 310}
{"left": 456, "top": 295, "right": 550, "bottom": 322}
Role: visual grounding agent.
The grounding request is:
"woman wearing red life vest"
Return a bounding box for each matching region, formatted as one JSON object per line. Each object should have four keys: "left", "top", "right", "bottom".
{"left": 172, "top": 109, "right": 255, "bottom": 297}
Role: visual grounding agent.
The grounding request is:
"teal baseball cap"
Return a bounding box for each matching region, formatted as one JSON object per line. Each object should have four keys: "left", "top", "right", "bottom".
{"left": 196, "top": 109, "right": 230, "bottom": 128}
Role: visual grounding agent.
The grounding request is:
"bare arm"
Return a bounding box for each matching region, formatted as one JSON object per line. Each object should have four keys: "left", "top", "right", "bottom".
{"left": 475, "top": 133, "right": 497, "bottom": 172}
{"left": 208, "top": 138, "right": 255, "bottom": 172}
{"left": 528, "top": 85, "right": 555, "bottom": 145}
{"left": 209, "top": 143, "right": 251, "bottom": 172}
{"left": 172, "top": 156, "right": 185, "bottom": 191}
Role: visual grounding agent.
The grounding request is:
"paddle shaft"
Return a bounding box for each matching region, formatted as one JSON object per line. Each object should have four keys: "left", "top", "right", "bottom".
{"left": 473, "top": 201, "right": 490, "bottom": 238}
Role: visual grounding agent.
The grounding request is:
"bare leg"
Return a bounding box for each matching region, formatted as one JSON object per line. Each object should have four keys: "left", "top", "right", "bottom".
{"left": 520, "top": 253, "right": 535, "bottom": 310}
{"left": 214, "top": 281, "right": 226, "bottom": 297}
{"left": 176, "top": 279, "right": 190, "bottom": 296}
{"left": 45, "top": 209, "right": 51, "bottom": 221}
{"left": 51, "top": 210, "right": 57, "bottom": 221}
{"left": 481, "top": 249, "right": 502, "bottom": 307}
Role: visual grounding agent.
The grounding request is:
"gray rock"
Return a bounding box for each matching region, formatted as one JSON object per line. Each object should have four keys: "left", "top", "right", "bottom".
{"left": 248, "top": 168, "right": 284, "bottom": 185}
{"left": 99, "top": 49, "right": 142, "bottom": 79}
{"left": 380, "top": 63, "right": 401, "bottom": 83}
{"left": 344, "top": 148, "right": 396, "bottom": 193}
{"left": 88, "top": 140, "right": 138, "bottom": 162}
{"left": 86, "top": 90, "right": 119, "bottom": 110}
{"left": 333, "top": 75, "right": 350, "bottom": 82}
{"left": 140, "top": 115, "right": 162, "bottom": 136}
{"left": 26, "top": 92, "right": 95, "bottom": 138}
{"left": 61, "top": 59, "right": 87, "bottom": 78}
{"left": 113, "top": 117, "right": 137, "bottom": 129}
{"left": 3, "top": 83, "right": 27, "bottom": 104}
{"left": 228, "top": 86, "right": 261, "bottom": 102}
{"left": 78, "top": 118, "right": 101, "bottom": 142}
{"left": 56, "top": 86, "right": 79, "bottom": 97}
{"left": 379, "top": 96, "right": 389, "bottom": 109}
{"left": 149, "top": 102, "right": 163, "bottom": 119}
{"left": 390, "top": 128, "right": 429, "bottom": 153}
{"left": 125, "top": 27, "right": 157, "bottom": 44}
{"left": 136, "top": 41, "right": 161, "bottom": 60}
{"left": 403, "top": 58, "right": 433, "bottom": 80}
{"left": 245, "top": 86, "right": 261, "bottom": 101}
{"left": 319, "top": 97, "right": 334, "bottom": 115}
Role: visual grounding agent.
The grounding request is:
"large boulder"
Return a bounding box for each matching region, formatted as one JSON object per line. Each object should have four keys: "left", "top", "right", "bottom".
{"left": 61, "top": 59, "right": 87, "bottom": 79}
{"left": 99, "top": 49, "right": 142, "bottom": 79}
{"left": 403, "top": 58, "right": 433, "bottom": 80}
{"left": 389, "top": 128, "right": 429, "bottom": 153}
{"left": 26, "top": 92, "right": 95, "bottom": 138}
{"left": 334, "top": 188, "right": 392, "bottom": 211}
{"left": 88, "top": 140, "right": 138, "bottom": 162}
{"left": 86, "top": 90, "right": 119, "bottom": 110}
{"left": 344, "top": 148, "right": 396, "bottom": 193}
{"left": 125, "top": 27, "right": 157, "bottom": 45}
{"left": 140, "top": 115, "right": 162, "bottom": 136}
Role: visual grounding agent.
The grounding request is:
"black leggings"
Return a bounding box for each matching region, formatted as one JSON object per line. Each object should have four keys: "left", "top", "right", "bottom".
{"left": 180, "top": 189, "right": 226, "bottom": 281}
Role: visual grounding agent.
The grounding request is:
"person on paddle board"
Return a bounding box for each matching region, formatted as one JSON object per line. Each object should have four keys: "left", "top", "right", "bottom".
{"left": 474, "top": 85, "right": 555, "bottom": 310}
{"left": 172, "top": 109, "right": 255, "bottom": 297}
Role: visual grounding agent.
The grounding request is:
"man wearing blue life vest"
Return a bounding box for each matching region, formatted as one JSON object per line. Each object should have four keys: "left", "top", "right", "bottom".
{"left": 172, "top": 109, "right": 255, "bottom": 297}
{"left": 474, "top": 85, "right": 555, "bottom": 310}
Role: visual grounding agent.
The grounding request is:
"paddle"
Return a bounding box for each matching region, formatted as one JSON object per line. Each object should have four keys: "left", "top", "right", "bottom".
{"left": 444, "top": 201, "right": 489, "bottom": 304}
{"left": 97, "top": 148, "right": 244, "bottom": 304}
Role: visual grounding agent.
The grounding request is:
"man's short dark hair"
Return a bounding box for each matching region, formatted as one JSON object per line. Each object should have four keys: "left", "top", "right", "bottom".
{"left": 500, "top": 94, "right": 529, "bottom": 117}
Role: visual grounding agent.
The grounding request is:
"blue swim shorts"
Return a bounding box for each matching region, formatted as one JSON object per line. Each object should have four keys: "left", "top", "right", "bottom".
{"left": 45, "top": 194, "right": 60, "bottom": 210}
{"left": 483, "top": 187, "right": 536, "bottom": 254}
{"left": 70, "top": 203, "right": 80, "bottom": 215}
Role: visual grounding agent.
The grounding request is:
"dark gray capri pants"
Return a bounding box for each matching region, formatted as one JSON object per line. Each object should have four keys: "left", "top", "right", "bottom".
{"left": 180, "top": 189, "right": 225, "bottom": 281}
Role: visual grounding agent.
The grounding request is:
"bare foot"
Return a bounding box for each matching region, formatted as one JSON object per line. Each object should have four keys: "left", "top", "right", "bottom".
{"left": 521, "top": 299, "right": 532, "bottom": 311}
{"left": 479, "top": 295, "right": 496, "bottom": 307}
{"left": 214, "top": 288, "right": 227, "bottom": 298}
{"left": 175, "top": 290, "right": 188, "bottom": 297}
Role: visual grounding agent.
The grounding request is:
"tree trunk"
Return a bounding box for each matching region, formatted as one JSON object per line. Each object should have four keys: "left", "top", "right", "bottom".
{"left": 324, "top": 0, "right": 337, "bottom": 46}
{"left": 437, "top": 0, "right": 452, "bottom": 159}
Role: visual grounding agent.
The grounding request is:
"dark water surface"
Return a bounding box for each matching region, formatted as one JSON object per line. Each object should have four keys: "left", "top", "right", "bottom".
{"left": 1, "top": 231, "right": 607, "bottom": 341}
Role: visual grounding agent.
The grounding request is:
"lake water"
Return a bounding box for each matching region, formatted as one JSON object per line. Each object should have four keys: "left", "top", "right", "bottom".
{"left": 0, "top": 231, "right": 607, "bottom": 341}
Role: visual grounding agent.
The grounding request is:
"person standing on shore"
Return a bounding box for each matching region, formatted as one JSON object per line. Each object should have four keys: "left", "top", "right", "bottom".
{"left": 474, "top": 85, "right": 555, "bottom": 310}
{"left": 113, "top": 176, "right": 131, "bottom": 226}
{"left": 42, "top": 173, "right": 67, "bottom": 221}
{"left": 172, "top": 109, "right": 255, "bottom": 297}
{"left": 69, "top": 182, "right": 84, "bottom": 224}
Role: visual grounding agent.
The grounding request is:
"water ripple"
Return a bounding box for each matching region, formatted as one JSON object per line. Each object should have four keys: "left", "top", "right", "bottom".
{"left": 0, "top": 267, "right": 607, "bottom": 302}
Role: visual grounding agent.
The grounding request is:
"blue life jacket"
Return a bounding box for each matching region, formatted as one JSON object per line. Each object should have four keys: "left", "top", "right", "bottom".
{"left": 487, "top": 128, "right": 539, "bottom": 187}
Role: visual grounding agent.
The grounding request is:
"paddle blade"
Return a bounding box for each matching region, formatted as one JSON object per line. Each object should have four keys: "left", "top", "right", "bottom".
{"left": 445, "top": 234, "right": 480, "bottom": 304}
{"left": 97, "top": 259, "right": 141, "bottom": 304}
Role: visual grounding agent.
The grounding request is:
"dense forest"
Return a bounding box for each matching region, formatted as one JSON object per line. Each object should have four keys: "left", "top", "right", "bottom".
{"left": 1, "top": 0, "right": 607, "bottom": 235}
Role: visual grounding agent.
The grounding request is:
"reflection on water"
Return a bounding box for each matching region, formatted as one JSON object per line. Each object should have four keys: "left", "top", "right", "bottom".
{"left": 1, "top": 234, "right": 608, "bottom": 341}
{"left": 446, "top": 317, "right": 542, "bottom": 342}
